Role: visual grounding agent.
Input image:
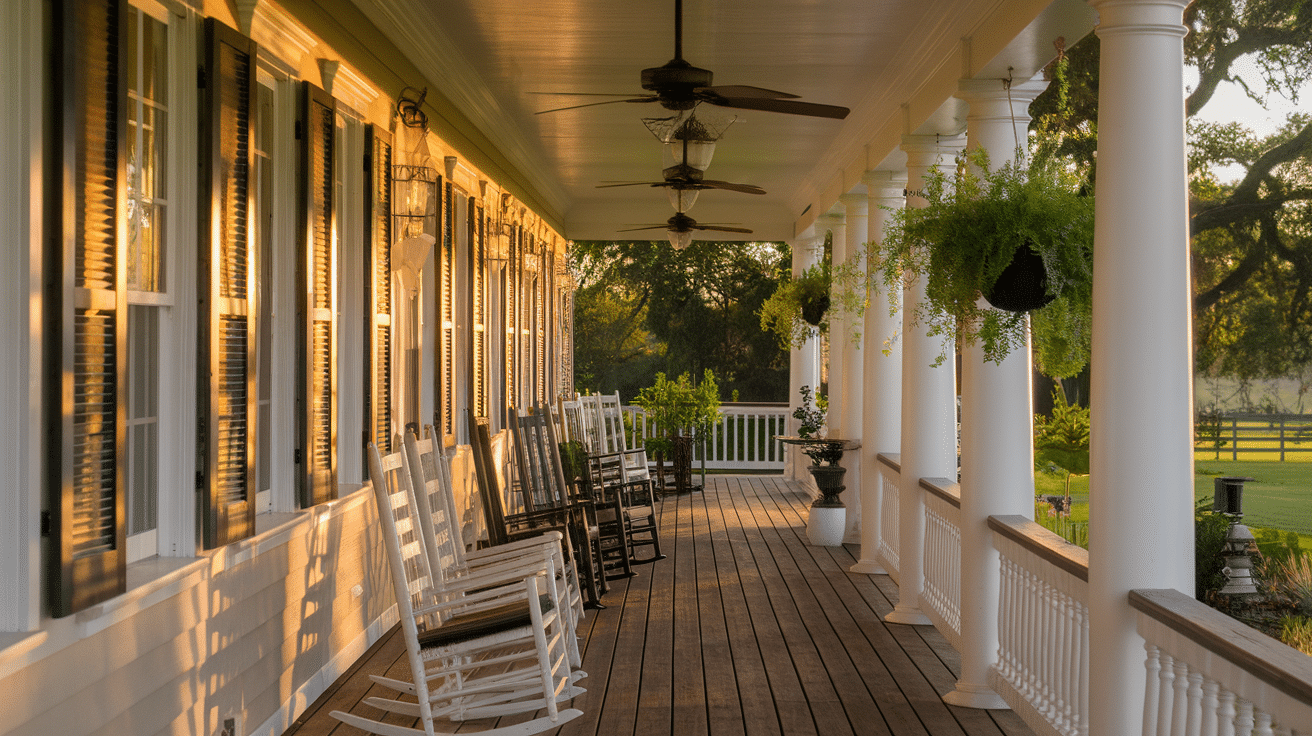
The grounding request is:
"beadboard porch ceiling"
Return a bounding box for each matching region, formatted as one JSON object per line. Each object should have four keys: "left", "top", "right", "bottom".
{"left": 348, "top": 0, "right": 1096, "bottom": 241}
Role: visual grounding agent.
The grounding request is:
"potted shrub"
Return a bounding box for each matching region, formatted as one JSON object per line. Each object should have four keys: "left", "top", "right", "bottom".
{"left": 867, "top": 146, "right": 1094, "bottom": 368}
{"left": 779, "top": 385, "right": 851, "bottom": 503}
{"left": 759, "top": 261, "right": 832, "bottom": 349}
{"left": 633, "top": 369, "right": 721, "bottom": 494}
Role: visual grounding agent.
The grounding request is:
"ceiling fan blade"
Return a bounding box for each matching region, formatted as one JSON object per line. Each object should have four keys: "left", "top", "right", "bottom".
{"left": 699, "top": 179, "right": 767, "bottom": 195}
{"left": 529, "top": 92, "right": 647, "bottom": 97}
{"left": 616, "top": 224, "right": 672, "bottom": 232}
{"left": 695, "top": 224, "right": 754, "bottom": 233}
{"left": 595, "top": 182, "right": 665, "bottom": 188}
{"left": 535, "top": 97, "right": 653, "bottom": 114}
{"left": 705, "top": 95, "right": 850, "bottom": 119}
{"left": 697, "top": 85, "right": 799, "bottom": 100}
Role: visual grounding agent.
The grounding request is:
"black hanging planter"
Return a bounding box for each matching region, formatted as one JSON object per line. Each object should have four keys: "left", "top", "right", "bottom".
{"left": 983, "top": 242, "right": 1057, "bottom": 313}
{"left": 800, "top": 294, "right": 830, "bottom": 326}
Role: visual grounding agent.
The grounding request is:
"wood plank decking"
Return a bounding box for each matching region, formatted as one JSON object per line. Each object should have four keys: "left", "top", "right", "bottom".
{"left": 283, "top": 475, "right": 1035, "bottom": 736}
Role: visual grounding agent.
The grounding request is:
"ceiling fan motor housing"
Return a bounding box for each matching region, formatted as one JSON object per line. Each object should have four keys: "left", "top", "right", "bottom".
{"left": 641, "top": 59, "right": 714, "bottom": 109}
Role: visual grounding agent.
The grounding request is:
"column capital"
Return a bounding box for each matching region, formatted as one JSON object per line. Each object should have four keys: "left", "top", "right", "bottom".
{"left": 1089, "top": 0, "right": 1189, "bottom": 37}
{"left": 838, "top": 192, "right": 868, "bottom": 216}
{"left": 814, "top": 211, "right": 845, "bottom": 228}
{"left": 957, "top": 75, "right": 1048, "bottom": 106}
{"left": 900, "top": 134, "right": 967, "bottom": 169}
{"left": 863, "top": 170, "right": 908, "bottom": 200}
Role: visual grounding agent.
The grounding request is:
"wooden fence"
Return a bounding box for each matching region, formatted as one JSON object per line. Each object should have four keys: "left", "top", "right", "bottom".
{"left": 1195, "top": 412, "right": 1312, "bottom": 460}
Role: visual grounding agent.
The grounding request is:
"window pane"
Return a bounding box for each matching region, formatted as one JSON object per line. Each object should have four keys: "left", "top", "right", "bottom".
{"left": 127, "top": 305, "right": 159, "bottom": 537}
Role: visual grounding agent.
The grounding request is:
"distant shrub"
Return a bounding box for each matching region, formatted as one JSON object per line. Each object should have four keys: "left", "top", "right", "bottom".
{"left": 1196, "top": 498, "right": 1232, "bottom": 600}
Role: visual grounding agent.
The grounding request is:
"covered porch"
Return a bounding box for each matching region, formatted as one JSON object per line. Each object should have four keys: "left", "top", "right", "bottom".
{"left": 283, "top": 475, "right": 1034, "bottom": 736}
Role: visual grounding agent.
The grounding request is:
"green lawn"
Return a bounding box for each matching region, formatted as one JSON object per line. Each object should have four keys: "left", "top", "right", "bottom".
{"left": 1031, "top": 460, "right": 1312, "bottom": 550}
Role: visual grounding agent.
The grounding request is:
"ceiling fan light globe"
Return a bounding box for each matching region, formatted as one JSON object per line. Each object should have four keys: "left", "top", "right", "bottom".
{"left": 668, "top": 229, "right": 694, "bottom": 250}
{"left": 668, "top": 188, "right": 699, "bottom": 213}
{"left": 663, "top": 139, "right": 715, "bottom": 171}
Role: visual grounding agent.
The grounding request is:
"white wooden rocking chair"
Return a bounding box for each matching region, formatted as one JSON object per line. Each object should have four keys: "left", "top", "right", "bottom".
{"left": 401, "top": 428, "right": 584, "bottom": 668}
{"left": 330, "top": 444, "right": 583, "bottom": 736}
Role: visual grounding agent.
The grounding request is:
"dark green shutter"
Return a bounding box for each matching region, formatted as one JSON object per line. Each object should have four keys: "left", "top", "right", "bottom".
{"left": 364, "top": 126, "right": 393, "bottom": 457}
{"left": 296, "top": 82, "right": 337, "bottom": 506}
{"left": 197, "top": 19, "right": 257, "bottom": 548}
{"left": 436, "top": 181, "right": 455, "bottom": 444}
{"left": 470, "top": 199, "right": 487, "bottom": 420}
{"left": 48, "top": 0, "right": 129, "bottom": 616}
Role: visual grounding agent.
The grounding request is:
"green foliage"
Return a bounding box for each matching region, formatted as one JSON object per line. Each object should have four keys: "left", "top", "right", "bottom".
{"left": 1270, "top": 552, "right": 1312, "bottom": 617}
{"left": 1195, "top": 410, "right": 1228, "bottom": 459}
{"left": 1278, "top": 615, "right": 1312, "bottom": 656}
{"left": 1254, "top": 526, "right": 1306, "bottom": 571}
{"left": 869, "top": 146, "right": 1094, "bottom": 368}
{"left": 759, "top": 262, "right": 831, "bottom": 349}
{"left": 1033, "top": 501, "right": 1089, "bottom": 548}
{"left": 1196, "top": 498, "right": 1234, "bottom": 599}
{"left": 792, "top": 385, "right": 826, "bottom": 439}
{"left": 1034, "top": 388, "right": 1091, "bottom": 476}
{"left": 632, "top": 370, "right": 722, "bottom": 455}
{"left": 569, "top": 240, "right": 789, "bottom": 401}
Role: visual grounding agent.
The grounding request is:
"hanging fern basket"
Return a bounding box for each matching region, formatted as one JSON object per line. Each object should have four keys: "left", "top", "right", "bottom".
{"left": 800, "top": 293, "right": 830, "bottom": 326}
{"left": 983, "top": 241, "right": 1058, "bottom": 313}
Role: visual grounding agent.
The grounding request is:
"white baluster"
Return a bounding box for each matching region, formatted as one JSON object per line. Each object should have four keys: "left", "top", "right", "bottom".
{"left": 1186, "top": 672, "right": 1203, "bottom": 736}
{"left": 1236, "top": 699, "right": 1255, "bottom": 736}
{"left": 1000, "top": 557, "right": 1016, "bottom": 684}
{"left": 1253, "top": 711, "right": 1273, "bottom": 736}
{"left": 1078, "top": 602, "right": 1090, "bottom": 736}
{"left": 1201, "top": 678, "right": 1219, "bottom": 736}
{"left": 1217, "top": 689, "right": 1237, "bottom": 736}
{"left": 1172, "top": 660, "right": 1190, "bottom": 736}
{"left": 1158, "top": 652, "right": 1177, "bottom": 736}
{"left": 1144, "top": 645, "right": 1162, "bottom": 736}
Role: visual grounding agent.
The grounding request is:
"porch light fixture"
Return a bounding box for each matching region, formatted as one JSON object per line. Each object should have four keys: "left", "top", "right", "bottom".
{"left": 396, "top": 86, "right": 428, "bottom": 129}
{"left": 392, "top": 163, "right": 437, "bottom": 241}
{"left": 668, "top": 229, "right": 693, "bottom": 250}
{"left": 644, "top": 108, "right": 736, "bottom": 173}
{"left": 668, "top": 187, "right": 699, "bottom": 213}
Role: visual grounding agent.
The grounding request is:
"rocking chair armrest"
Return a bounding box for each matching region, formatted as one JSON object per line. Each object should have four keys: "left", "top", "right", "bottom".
{"left": 465, "top": 531, "right": 563, "bottom": 562}
{"left": 447, "top": 559, "right": 552, "bottom": 592}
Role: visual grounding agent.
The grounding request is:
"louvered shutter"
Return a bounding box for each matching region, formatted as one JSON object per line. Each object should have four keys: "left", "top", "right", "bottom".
{"left": 197, "top": 19, "right": 257, "bottom": 548}
{"left": 48, "top": 0, "right": 128, "bottom": 617}
{"left": 535, "top": 248, "right": 546, "bottom": 406}
{"left": 470, "top": 199, "right": 487, "bottom": 419}
{"left": 364, "top": 126, "right": 393, "bottom": 459}
{"left": 504, "top": 225, "right": 519, "bottom": 425}
{"left": 296, "top": 82, "right": 337, "bottom": 507}
{"left": 436, "top": 180, "right": 455, "bottom": 445}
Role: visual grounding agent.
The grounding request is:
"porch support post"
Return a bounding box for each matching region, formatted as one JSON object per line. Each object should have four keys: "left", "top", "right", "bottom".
{"left": 818, "top": 207, "right": 847, "bottom": 424}
{"left": 886, "top": 134, "right": 965, "bottom": 625}
{"left": 838, "top": 192, "right": 868, "bottom": 544}
{"left": 852, "top": 171, "right": 906, "bottom": 575}
{"left": 1086, "top": 1, "right": 1194, "bottom": 734}
{"left": 948, "top": 75, "right": 1047, "bottom": 709}
{"left": 788, "top": 231, "right": 824, "bottom": 480}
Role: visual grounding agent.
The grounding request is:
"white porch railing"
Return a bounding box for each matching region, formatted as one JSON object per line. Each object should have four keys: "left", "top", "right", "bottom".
{"left": 622, "top": 403, "right": 788, "bottom": 471}
{"left": 877, "top": 453, "right": 901, "bottom": 582}
{"left": 921, "top": 477, "right": 962, "bottom": 649}
{"left": 1131, "top": 588, "right": 1312, "bottom": 736}
{"left": 989, "top": 515, "right": 1091, "bottom": 736}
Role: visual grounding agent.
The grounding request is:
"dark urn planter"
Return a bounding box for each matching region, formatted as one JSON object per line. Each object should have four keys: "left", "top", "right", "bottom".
{"left": 807, "top": 464, "right": 847, "bottom": 508}
{"left": 983, "top": 243, "right": 1056, "bottom": 313}
{"left": 670, "top": 434, "right": 697, "bottom": 494}
{"left": 800, "top": 294, "right": 830, "bottom": 326}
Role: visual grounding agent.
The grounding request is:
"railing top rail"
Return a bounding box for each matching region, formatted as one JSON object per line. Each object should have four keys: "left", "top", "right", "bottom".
{"left": 988, "top": 514, "right": 1089, "bottom": 582}
{"left": 920, "top": 477, "right": 960, "bottom": 508}
{"left": 1130, "top": 588, "right": 1312, "bottom": 708}
{"left": 877, "top": 453, "right": 901, "bottom": 473}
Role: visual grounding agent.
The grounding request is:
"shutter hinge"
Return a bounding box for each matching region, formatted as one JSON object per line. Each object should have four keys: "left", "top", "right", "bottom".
{"left": 294, "top": 120, "right": 304, "bottom": 140}
{"left": 294, "top": 448, "right": 303, "bottom": 464}
{"left": 197, "top": 66, "right": 206, "bottom": 89}
{"left": 40, "top": 510, "right": 51, "bottom": 537}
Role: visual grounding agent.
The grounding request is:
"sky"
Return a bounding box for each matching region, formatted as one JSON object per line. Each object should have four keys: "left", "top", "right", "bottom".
{"left": 1187, "top": 57, "right": 1311, "bottom": 182}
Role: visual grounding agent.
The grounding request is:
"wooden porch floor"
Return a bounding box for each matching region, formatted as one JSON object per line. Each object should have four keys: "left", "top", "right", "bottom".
{"left": 282, "top": 475, "right": 1034, "bottom": 736}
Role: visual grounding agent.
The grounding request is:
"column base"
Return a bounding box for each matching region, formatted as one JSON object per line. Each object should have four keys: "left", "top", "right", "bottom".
{"left": 884, "top": 605, "right": 932, "bottom": 626}
{"left": 942, "top": 683, "right": 1009, "bottom": 709}
{"left": 849, "top": 559, "right": 887, "bottom": 575}
{"left": 806, "top": 507, "right": 846, "bottom": 546}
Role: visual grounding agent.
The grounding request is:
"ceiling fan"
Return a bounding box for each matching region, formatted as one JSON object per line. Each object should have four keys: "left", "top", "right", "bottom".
{"left": 536, "top": 0, "right": 849, "bottom": 119}
{"left": 618, "top": 212, "right": 752, "bottom": 235}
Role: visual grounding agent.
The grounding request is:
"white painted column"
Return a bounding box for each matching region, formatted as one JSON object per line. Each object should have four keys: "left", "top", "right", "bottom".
{"left": 789, "top": 232, "right": 824, "bottom": 481}
{"left": 948, "top": 75, "right": 1047, "bottom": 709}
{"left": 1086, "top": 1, "right": 1194, "bottom": 733}
{"left": 838, "top": 193, "right": 868, "bottom": 543}
{"left": 817, "top": 208, "right": 847, "bottom": 425}
{"left": 852, "top": 171, "right": 907, "bottom": 575}
{"left": 886, "top": 134, "right": 965, "bottom": 626}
